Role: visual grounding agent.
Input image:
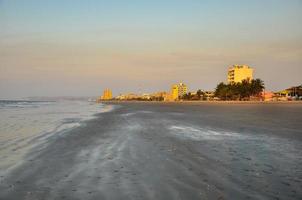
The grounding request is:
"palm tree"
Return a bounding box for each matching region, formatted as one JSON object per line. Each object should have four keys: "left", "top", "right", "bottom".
{"left": 214, "top": 79, "right": 265, "bottom": 100}
{"left": 196, "top": 89, "right": 205, "bottom": 100}
{"left": 250, "top": 79, "right": 265, "bottom": 96}
{"left": 215, "top": 82, "right": 229, "bottom": 100}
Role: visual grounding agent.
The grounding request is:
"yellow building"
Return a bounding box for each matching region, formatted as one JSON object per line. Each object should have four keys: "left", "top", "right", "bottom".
{"left": 171, "top": 82, "right": 187, "bottom": 100}
{"left": 227, "top": 65, "right": 253, "bottom": 84}
{"left": 101, "top": 89, "right": 112, "bottom": 100}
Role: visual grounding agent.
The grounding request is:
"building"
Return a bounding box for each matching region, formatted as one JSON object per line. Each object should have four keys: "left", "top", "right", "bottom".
{"left": 227, "top": 65, "right": 253, "bottom": 84}
{"left": 101, "top": 89, "right": 112, "bottom": 100}
{"left": 285, "top": 85, "right": 302, "bottom": 98}
{"left": 261, "top": 91, "right": 274, "bottom": 101}
{"left": 204, "top": 91, "right": 215, "bottom": 100}
{"left": 163, "top": 93, "right": 171, "bottom": 101}
{"left": 114, "top": 94, "right": 125, "bottom": 100}
{"left": 275, "top": 85, "right": 302, "bottom": 100}
{"left": 151, "top": 91, "right": 167, "bottom": 101}
{"left": 116, "top": 93, "right": 139, "bottom": 100}
{"left": 171, "top": 82, "right": 188, "bottom": 100}
{"left": 141, "top": 93, "right": 151, "bottom": 100}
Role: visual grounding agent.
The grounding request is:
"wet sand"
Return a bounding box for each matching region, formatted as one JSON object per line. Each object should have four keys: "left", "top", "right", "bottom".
{"left": 0, "top": 102, "right": 302, "bottom": 199}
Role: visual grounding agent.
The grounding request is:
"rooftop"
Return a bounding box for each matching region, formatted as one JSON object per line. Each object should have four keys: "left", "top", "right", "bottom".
{"left": 229, "top": 65, "right": 251, "bottom": 69}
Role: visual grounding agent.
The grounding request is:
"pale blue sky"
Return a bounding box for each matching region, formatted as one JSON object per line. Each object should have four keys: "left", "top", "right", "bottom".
{"left": 1, "top": 0, "right": 301, "bottom": 98}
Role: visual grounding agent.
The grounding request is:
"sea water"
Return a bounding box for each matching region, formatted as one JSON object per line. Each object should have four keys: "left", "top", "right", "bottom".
{"left": 0, "top": 100, "right": 109, "bottom": 172}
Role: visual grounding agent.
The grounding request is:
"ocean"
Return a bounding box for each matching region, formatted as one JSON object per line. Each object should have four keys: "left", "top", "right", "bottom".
{"left": 0, "top": 100, "right": 111, "bottom": 173}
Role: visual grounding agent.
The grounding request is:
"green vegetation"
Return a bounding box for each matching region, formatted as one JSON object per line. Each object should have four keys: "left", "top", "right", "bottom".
{"left": 181, "top": 89, "right": 207, "bottom": 101}
{"left": 214, "top": 79, "right": 265, "bottom": 100}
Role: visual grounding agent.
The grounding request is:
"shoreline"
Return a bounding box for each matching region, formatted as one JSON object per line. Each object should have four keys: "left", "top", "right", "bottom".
{"left": 0, "top": 102, "right": 115, "bottom": 177}
{"left": 100, "top": 100, "right": 302, "bottom": 105}
{"left": 1, "top": 102, "right": 301, "bottom": 199}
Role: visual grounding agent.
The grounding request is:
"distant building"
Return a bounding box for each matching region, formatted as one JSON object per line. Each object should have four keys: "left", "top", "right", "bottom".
{"left": 163, "top": 93, "right": 171, "bottom": 101}
{"left": 275, "top": 85, "right": 302, "bottom": 100}
{"left": 227, "top": 65, "right": 253, "bottom": 84}
{"left": 171, "top": 82, "right": 187, "bottom": 100}
{"left": 204, "top": 91, "right": 215, "bottom": 100}
{"left": 124, "top": 93, "right": 136, "bottom": 100}
{"left": 151, "top": 91, "right": 168, "bottom": 101}
{"left": 101, "top": 89, "right": 112, "bottom": 100}
{"left": 285, "top": 85, "right": 302, "bottom": 98}
{"left": 141, "top": 93, "right": 151, "bottom": 100}
{"left": 261, "top": 91, "right": 274, "bottom": 101}
{"left": 152, "top": 91, "right": 167, "bottom": 98}
{"left": 114, "top": 94, "right": 125, "bottom": 100}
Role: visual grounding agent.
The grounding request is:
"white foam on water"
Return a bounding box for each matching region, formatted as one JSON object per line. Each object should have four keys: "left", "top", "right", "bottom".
{"left": 121, "top": 112, "right": 136, "bottom": 117}
{"left": 121, "top": 110, "right": 153, "bottom": 117}
{"left": 138, "top": 110, "right": 154, "bottom": 114}
{"left": 169, "top": 125, "right": 244, "bottom": 141}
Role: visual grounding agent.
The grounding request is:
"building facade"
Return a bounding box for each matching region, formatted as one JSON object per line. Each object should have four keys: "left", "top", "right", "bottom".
{"left": 227, "top": 65, "right": 253, "bottom": 84}
{"left": 101, "top": 89, "right": 112, "bottom": 100}
{"left": 275, "top": 85, "right": 302, "bottom": 100}
{"left": 171, "top": 82, "right": 187, "bottom": 100}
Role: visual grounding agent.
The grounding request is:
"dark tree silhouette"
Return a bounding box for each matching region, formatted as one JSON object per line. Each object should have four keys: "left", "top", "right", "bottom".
{"left": 214, "top": 79, "right": 265, "bottom": 100}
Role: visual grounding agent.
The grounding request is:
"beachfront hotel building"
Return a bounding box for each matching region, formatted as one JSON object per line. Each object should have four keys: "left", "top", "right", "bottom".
{"left": 227, "top": 65, "right": 253, "bottom": 84}
{"left": 101, "top": 89, "right": 112, "bottom": 100}
{"left": 171, "top": 82, "right": 187, "bottom": 100}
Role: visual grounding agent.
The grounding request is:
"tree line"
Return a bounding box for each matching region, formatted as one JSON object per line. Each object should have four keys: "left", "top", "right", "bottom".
{"left": 181, "top": 79, "right": 265, "bottom": 101}
{"left": 214, "top": 79, "right": 265, "bottom": 100}
{"left": 181, "top": 90, "right": 207, "bottom": 100}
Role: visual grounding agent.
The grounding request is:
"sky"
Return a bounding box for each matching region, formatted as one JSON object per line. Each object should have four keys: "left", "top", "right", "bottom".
{"left": 0, "top": 0, "right": 301, "bottom": 98}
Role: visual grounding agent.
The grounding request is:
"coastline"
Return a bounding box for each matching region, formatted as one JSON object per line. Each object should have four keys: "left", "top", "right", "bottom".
{"left": 100, "top": 100, "right": 302, "bottom": 105}
{"left": 0, "top": 101, "right": 115, "bottom": 177}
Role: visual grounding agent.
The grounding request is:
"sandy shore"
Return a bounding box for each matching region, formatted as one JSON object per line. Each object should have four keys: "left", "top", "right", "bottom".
{"left": 0, "top": 103, "right": 301, "bottom": 199}
{"left": 102, "top": 100, "right": 302, "bottom": 105}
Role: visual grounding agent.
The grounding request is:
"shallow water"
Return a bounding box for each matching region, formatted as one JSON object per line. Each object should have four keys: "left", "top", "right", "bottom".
{"left": 0, "top": 100, "right": 110, "bottom": 172}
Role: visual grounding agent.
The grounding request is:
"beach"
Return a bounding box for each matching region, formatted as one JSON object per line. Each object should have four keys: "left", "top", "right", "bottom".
{"left": 0, "top": 102, "right": 302, "bottom": 199}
